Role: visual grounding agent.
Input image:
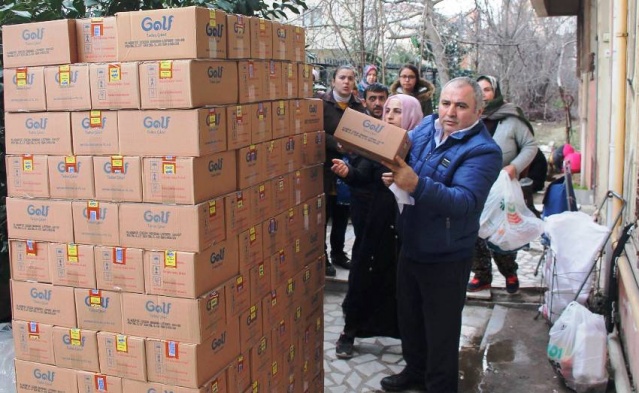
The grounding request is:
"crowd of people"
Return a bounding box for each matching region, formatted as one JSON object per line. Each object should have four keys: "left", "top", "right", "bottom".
{"left": 317, "top": 64, "right": 547, "bottom": 392}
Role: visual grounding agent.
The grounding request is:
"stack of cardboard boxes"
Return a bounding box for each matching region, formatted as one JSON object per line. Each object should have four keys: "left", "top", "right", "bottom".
{"left": 4, "top": 7, "right": 326, "bottom": 392}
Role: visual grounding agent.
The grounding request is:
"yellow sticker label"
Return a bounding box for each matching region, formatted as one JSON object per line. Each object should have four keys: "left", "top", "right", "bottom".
{"left": 164, "top": 250, "right": 177, "bottom": 268}
{"left": 69, "top": 328, "right": 82, "bottom": 346}
{"left": 110, "top": 155, "right": 124, "bottom": 173}
{"left": 250, "top": 305, "right": 257, "bottom": 320}
{"left": 115, "top": 335, "right": 128, "bottom": 352}
{"left": 209, "top": 200, "right": 217, "bottom": 217}
{"left": 108, "top": 64, "right": 121, "bottom": 82}
{"left": 90, "top": 110, "right": 103, "bottom": 128}
{"left": 67, "top": 243, "right": 79, "bottom": 263}
{"left": 159, "top": 61, "right": 173, "bottom": 79}
{"left": 16, "top": 67, "right": 28, "bottom": 87}
{"left": 209, "top": 9, "right": 217, "bottom": 27}
{"left": 58, "top": 65, "right": 71, "bottom": 86}
{"left": 295, "top": 239, "right": 300, "bottom": 252}
{"left": 89, "top": 290, "right": 103, "bottom": 308}
{"left": 22, "top": 155, "right": 33, "bottom": 172}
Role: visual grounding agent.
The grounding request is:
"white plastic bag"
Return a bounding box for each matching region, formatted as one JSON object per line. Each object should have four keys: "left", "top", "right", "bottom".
{"left": 478, "top": 171, "right": 508, "bottom": 239}
{"left": 0, "top": 323, "right": 16, "bottom": 393}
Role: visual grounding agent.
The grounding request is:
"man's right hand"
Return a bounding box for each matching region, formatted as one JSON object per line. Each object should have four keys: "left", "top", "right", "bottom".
{"left": 331, "top": 159, "right": 349, "bottom": 178}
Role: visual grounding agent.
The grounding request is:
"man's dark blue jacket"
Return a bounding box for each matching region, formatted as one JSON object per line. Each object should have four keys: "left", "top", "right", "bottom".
{"left": 397, "top": 114, "right": 502, "bottom": 263}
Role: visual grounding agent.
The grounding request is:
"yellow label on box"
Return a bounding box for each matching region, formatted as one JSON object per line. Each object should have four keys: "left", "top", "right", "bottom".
{"left": 59, "top": 65, "right": 71, "bottom": 86}
{"left": 108, "top": 64, "right": 121, "bottom": 82}
{"left": 67, "top": 243, "right": 79, "bottom": 263}
{"left": 209, "top": 9, "right": 217, "bottom": 27}
{"left": 295, "top": 239, "right": 300, "bottom": 252}
{"left": 22, "top": 155, "right": 33, "bottom": 172}
{"left": 249, "top": 227, "right": 256, "bottom": 243}
{"left": 159, "top": 61, "right": 173, "bottom": 79}
{"left": 89, "top": 290, "right": 103, "bottom": 307}
{"left": 116, "top": 335, "right": 128, "bottom": 352}
{"left": 16, "top": 67, "right": 28, "bottom": 87}
{"left": 90, "top": 110, "right": 103, "bottom": 128}
{"left": 209, "top": 200, "right": 217, "bottom": 217}
{"left": 69, "top": 328, "right": 82, "bottom": 346}
{"left": 164, "top": 250, "right": 177, "bottom": 268}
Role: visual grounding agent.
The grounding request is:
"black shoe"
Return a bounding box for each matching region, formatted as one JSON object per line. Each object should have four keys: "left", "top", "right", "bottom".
{"left": 326, "top": 261, "right": 336, "bottom": 277}
{"left": 335, "top": 333, "right": 354, "bottom": 359}
{"left": 380, "top": 369, "right": 426, "bottom": 392}
{"left": 331, "top": 253, "right": 351, "bottom": 269}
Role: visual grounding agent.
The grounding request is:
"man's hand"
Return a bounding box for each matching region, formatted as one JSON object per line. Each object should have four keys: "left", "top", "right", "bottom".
{"left": 382, "top": 156, "right": 419, "bottom": 193}
{"left": 331, "top": 159, "right": 349, "bottom": 178}
{"left": 503, "top": 164, "right": 517, "bottom": 180}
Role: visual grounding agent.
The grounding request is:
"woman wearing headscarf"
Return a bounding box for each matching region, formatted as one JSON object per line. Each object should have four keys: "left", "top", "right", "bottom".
{"left": 467, "top": 75, "right": 538, "bottom": 294}
{"left": 390, "top": 64, "right": 436, "bottom": 116}
{"left": 357, "top": 64, "right": 379, "bottom": 98}
{"left": 330, "top": 94, "right": 424, "bottom": 359}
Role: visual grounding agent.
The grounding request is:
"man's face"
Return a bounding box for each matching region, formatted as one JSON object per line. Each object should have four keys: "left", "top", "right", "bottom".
{"left": 437, "top": 83, "right": 482, "bottom": 136}
{"left": 478, "top": 79, "right": 495, "bottom": 103}
{"left": 364, "top": 91, "right": 388, "bottom": 119}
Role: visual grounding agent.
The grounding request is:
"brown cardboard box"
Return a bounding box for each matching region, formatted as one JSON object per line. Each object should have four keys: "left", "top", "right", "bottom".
{"left": 238, "top": 60, "right": 265, "bottom": 104}
{"left": 282, "top": 62, "right": 298, "bottom": 99}
{"left": 10, "top": 240, "right": 51, "bottom": 283}
{"left": 271, "top": 173, "right": 292, "bottom": 215}
{"left": 139, "top": 60, "right": 238, "bottom": 109}
{"left": 250, "top": 18, "right": 273, "bottom": 59}
{"left": 292, "top": 98, "right": 323, "bottom": 133}
{"left": 284, "top": 204, "right": 303, "bottom": 245}
{"left": 13, "top": 320, "right": 55, "bottom": 365}
{"left": 89, "top": 62, "right": 140, "bottom": 109}
{"left": 268, "top": 244, "right": 293, "bottom": 291}
{"left": 11, "top": 280, "right": 76, "bottom": 327}
{"left": 76, "top": 371, "right": 123, "bottom": 393}
{"left": 291, "top": 26, "right": 306, "bottom": 63}
{"left": 292, "top": 165, "right": 323, "bottom": 206}
{"left": 142, "top": 152, "right": 236, "bottom": 205}
{"left": 262, "top": 214, "right": 285, "bottom": 260}
{"left": 239, "top": 304, "right": 262, "bottom": 352}
{"left": 271, "top": 315, "right": 292, "bottom": 359}
{"left": 238, "top": 225, "right": 263, "bottom": 270}
{"left": 123, "top": 377, "right": 225, "bottom": 393}
{"left": 14, "top": 359, "right": 78, "bottom": 392}
{"left": 71, "top": 111, "right": 119, "bottom": 155}
{"left": 75, "top": 289, "right": 123, "bottom": 332}
{"left": 249, "top": 181, "right": 274, "bottom": 225}
{"left": 5, "top": 112, "right": 72, "bottom": 155}
{"left": 249, "top": 333, "right": 271, "bottom": 390}
{"left": 297, "top": 63, "right": 314, "bottom": 99}
{"left": 44, "top": 64, "right": 92, "bottom": 111}
{"left": 94, "top": 246, "right": 145, "bottom": 293}
{"left": 271, "top": 22, "right": 290, "bottom": 61}
{"left": 49, "top": 243, "right": 96, "bottom": 289}
{"left": 117, "top": 6, "right": 227, "bottom": 61}
{"left": 48, "top": 156, "right": 95, "bottom": 200}
{"left": 249, "top": 260, "right": 271, "bottom": 306}
{"left": 93, "top": 156, "right": 143, "bottom": 202}
{"left": 4, "top": 67, "right": 47, "bottom": 112}
{"left": 143, "top": 238, "right": 238, "bottom": 299}
{"left": 224, "top": 190, "right": 252, "bottom": 238}
{"left": 335, "top": 107, "right": 412, "bottom": 163}
{"left": 264, "top": 61, "right": 283, "bottom": 101}
{"left": 76, "top": 17, "right": 118, "bottom": 63}
{"left": 97, "top": 332, "right": 147, "bottom": 381}
{"left": 301, "top": 130, "right": 326, "bottom": 167}
{"left": 118, "top": 108, "right": 228, "bottom": 156}
{"left": 72, "top": 201, "right": 120, "bottom": 246}
{"left": 282, "top": 136, "right": 303, "bottom": 174}
{"left": 269, "top": 352, "right": 286, "bottom": 392}
{"left": 52, "top": 327, "right": 100, "bottom": 372}
{"left": 2, "top": 19, "right": 77, "bottom": 68}
{"left": 251, "top": 102, "right": 272, "bottom": 144}
{"left": 227, "top": 14, "right": 251, "bottom": 59}
{"left": 261, "top": 287, "right": 284, "bottom": 332}
{"left": 236, "top": 144, "right": 265, "bottom": 190}
{"left": 263, "top": 139, "right": 284, "bottom": 180}
{"left": 227, "top": 105, "right": 253, "bottom": 150}
{"left": 228, "top": 352, "right": 250, "bottom": 392}
{"left": 122, "top": 289, "right": 225, "bottom": 343}
{"left": 145, "top": 316, "right": 239, "bottom": 388}
{"left": 7, "top": 197, "right": 74, "bottom": 243}
{"left": 271, "top": 99, "right": 291, "bottom": 139}
{"left": 6, "top": 155, "right": 50, "bottom": 198}
{"left": 226, "top": 275, "right": 250, "bottom": 318}
{"left": 119, "top": 198, "right": 225, "bottom": 252}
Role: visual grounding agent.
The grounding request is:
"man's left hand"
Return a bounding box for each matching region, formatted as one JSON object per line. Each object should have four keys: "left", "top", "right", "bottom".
{"left": 382, "top": 156, "right": 419, "bottom": 193}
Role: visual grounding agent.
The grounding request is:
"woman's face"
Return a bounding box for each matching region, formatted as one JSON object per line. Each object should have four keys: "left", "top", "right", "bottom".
{"left": 366, "top": 70, "right": 378, "bottom": 84}
{"left": 478, "top": 79, "right": 495, "bottom": 102}
{"left": 399, "top": 68, "right": 417, "bottom": 93}
{"left": 384, "top": 98, "right": 403, "bottom": 128}
{"left": 333, "top": 69, "right": 356, "bottom": 96}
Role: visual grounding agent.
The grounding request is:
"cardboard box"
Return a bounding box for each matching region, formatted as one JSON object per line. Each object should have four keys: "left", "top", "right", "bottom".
{"left": 48, "top": 156, "right": 95, "bottom": 200}
{"left": 139, "top": 60, "right": 238, "bottom": 109}
{"left": 71, "top": 110, "right": 120, "bottom": 155}
{"left": 271, "top": 22, "right": 290, "bottom": 61}
{"left": 49, "top": 243, "right": 96, "bottom": 289}
{"left": 3, "top": 67, "right": 47, "bottom": 112}
{"left": 52, "top": 327, "right": 100, "bottom": 372}
{"left": 228, "top": 352, "right": 250, "bottom": 392}
{"left": 249, "top": 18, "right": 273, "bottom": 59}
{"left": 143, "top": 237, "right": 238, "bottom": 299}
{"left": 122, "top": 289, "right": 225, "bottom": 343}
{"left": 335, "top": 107, "right": 412, "bottom": 163}
{"left": 301, "top": 130, "right": 326, "bottom": 166}
{"left": 283, "top": 205, "right": 303, "bottom": 245}
{"left": 75, "top": 289, "right": 123, "bottom": 332}
{"left": 261, "top": 287, "right": 284, "bottom": 332}
{"left": 238, "top": 304, "right": 262, "bottom": 352}
{"left": 145, "top": 316, "right": 239, "bottom": 388}
{"left": 263, "top": 139, "right": 284, "bottom": 180}
{"left": 2, "top": 19, "right": 77, "bottom": 68}
{"left": 271, "top": 174, "right": 292, "bottom": 215}
{"left": 13, "top": 320, "right": 55, "bottom": 365}
{"left": 291, "top": 26, "right": 306, "bottom": 63}
{"left": 10, "top": 240, "right": 51, "bottom": 283}
{"left": 7, "top": 197, "right": 74, "bottom": 243}
{"left": 291, "top": 98, "right": 323, "bottom": 133}
{"left": 94, "top": 246, "right": 144, "bottom": 293}
{"left": 123, "top": 378, "right": 224, "bottom": 393}
{"left": 117, "top": 6, "right": 227, "bottom": 61}
{"left": 142, "top": 152, "right": 236, "bottom": 205}
{"left": 227, "top": 105, "right": 253, "bottom": 150}
{"left": 119, "top": 198, "right": 225, "bottom": 252}
{"left": 270, "top": 314, "right": 291, "bottom": 358}
{"left": 226, "top": 275, "right": 250, "bottom": 318}
{"left": 6, "top": 155, "right": 50, "bottom": 198}
{"left": 224, "top": 190, "right": 252, "bottom": 238}
{"left": 72, "top": 201, "right": 120, "bottom": 247}
{"left": 44, "top": 64, "right": 92, "bottom": 111}
{"left": 262, "top": 215, "right": 287, "bottom": 262}
{"left": 238, "top": 225, "right": 263, "bottom": 270}
{"left": 292, "top": 165, "right": 323, "bottom": 205}
{"left": 238, "top": 60, "right": 264, "bottom": 104}
{"left": 237, "top": 144, "right": 265, "bottom": 190}
{"left": 118, "top": 108, "right": 228, "bottom": 156}
{"left": 89, "top": 62, "right": 141, "bottom": 109}
{"left": 93, "top": 156, "right": 143, "bottom": 202}
{"left": 76, "top": 17, "right": 118, "bottom": 63}
{"left": 264, "top": 61, "right": 283, "bottom": 101}
{"left": 5, "top": 112, "right": 72, "bottom": 155}
{"left": 227, "top": 14, "right": 251, "bottom": 59}
{"left": 251, "top": 102, "right": 272, "bottom": 144}
{"left": 297, "top": 63, "right": 314, "bottom": 99}
{"left": 282, "top": 62, "right": 298, "bottom": 100}
{"left": 11, "top": 280, "right": 76, "bottom": 327}
{"left": 97, "top": 332, "right": 147, "bottom": 381}
{"left": 14, "top": 359, "right": 78, "bottom": 392}
{"left": 249, "top": 332, "right": 271, "bottom": 389}
{"left": 249, "top": 260, "right": 271, "bottom": 306}
{"left": 77, "top": 371, "right": 123, "bottom": 393}
{"left": 272, "top": 99, "right": 291, "bottom": 139}
{"left": 249, "top": 181, "right": 274, "bottom": 225}
{"left": 282, "top": 135, "right": 303, "bottom": 174}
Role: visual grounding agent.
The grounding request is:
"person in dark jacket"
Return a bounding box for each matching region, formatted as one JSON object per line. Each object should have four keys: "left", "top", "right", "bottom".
{"left": 380, "top": 77, "right": 502, "bottom": 393}
{"left": 319, "top": 65, "right": 367, "bottom": 276}
{"left": 390, "top": 64, "right": 436, "bottom": 116}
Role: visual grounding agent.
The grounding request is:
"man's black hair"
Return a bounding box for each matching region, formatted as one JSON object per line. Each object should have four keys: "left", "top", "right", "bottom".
{"left": 364, "top": 83, "right": 389, "bottom": 99}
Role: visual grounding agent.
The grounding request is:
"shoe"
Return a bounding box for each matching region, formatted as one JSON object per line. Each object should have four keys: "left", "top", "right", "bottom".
{"left": 331, "top": 253, "right": 351, "bottom": 269}
{"left": 380, "top": 369, "right": 426, "bottom": 392}
{"left": 326, "top": 261, "right": 337, "bottom": 277}
{"left": 335, "top": 333, "right": 354, "bottom": 359}
{"left": 467, "top": 276, "right": 491, "bottom": 292}
{"left": 506, "top": 274, "right": 519, "bottom": 294}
